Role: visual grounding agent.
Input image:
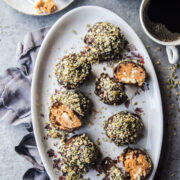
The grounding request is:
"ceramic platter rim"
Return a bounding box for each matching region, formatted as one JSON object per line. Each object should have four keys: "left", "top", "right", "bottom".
{"left": 3, "top": 0, "right": 74, "bottom": 16}
{"left": 31, "top": 6, "right": 163, "bottom": 180}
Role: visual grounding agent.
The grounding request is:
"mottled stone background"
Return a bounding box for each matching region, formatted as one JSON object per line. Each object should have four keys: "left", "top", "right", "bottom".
{"left": 0, "top": 0, "right": 179, "bottom": 179}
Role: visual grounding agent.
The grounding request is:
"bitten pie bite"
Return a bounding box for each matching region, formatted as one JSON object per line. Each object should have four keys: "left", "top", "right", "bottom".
{"left": 49, "top": 91, "right": 90, "bottom": 132}
{"left": 54, "top": 53, "right": 91, "bottom": 89}
{"left": 104, "top": 111, "right": 144, "bottom": 146}
{"left": 94, "top": 73, "right": 128, "bottom": 105}
{"left": 35, "top": 0, "right": 56, "bottom": 14}
{"left": 102, "top": 157, "right": 126, "bottom": 180}
{"left": 59, "top": 134, "right": 101, "bottom": 179}
{"left": 84, "top": 22, "right": 126, "bottom": 63}
{"left": 118, "top": 148, "right": 153, "bottom": 180}
{"left": 114, "top": 59, "right": 146, "bottom": 86}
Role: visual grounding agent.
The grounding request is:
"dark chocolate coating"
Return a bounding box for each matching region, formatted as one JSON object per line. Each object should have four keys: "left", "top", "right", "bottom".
{"left": 84, "top": 22, "right": 126, "bottom": 62}
{"left": 95, "top": 73, "right": 128, "bottom": 105}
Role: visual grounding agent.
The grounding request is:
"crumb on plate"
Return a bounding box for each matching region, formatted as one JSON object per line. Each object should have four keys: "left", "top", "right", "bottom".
{"left": 35, "top": 0, "right": 57, "bottom": 14}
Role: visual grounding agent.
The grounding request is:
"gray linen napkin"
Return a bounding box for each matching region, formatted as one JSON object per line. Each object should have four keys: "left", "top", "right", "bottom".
{"left": 0, "top": 27, "right": 50, "bottom": 180}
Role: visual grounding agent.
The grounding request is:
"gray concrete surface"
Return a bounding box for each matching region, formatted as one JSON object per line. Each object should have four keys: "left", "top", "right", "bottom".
{"left": 0, "top": 0, "right": 180, "bottom": 179}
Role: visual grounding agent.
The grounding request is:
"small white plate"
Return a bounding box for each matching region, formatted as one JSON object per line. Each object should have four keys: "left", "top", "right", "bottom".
{"left": 3, "top": 0, "right": 73, "bottom": 16}
{"left": 32, "top": 6, "right": 163, "bottom": 180}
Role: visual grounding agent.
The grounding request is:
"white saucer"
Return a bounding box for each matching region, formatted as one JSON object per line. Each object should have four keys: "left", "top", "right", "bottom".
{"left": 3, "top": 0, "right": 74, "bottom": 16}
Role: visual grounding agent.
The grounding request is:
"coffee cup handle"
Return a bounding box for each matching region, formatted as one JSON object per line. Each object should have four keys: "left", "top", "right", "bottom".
{"left": 166, "top": 46, "right": 179, "bottom": 64}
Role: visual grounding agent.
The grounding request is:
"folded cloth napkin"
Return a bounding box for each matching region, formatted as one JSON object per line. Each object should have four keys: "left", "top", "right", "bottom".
{"left": 0, "top": 27, "right": 50, "bottom": 180}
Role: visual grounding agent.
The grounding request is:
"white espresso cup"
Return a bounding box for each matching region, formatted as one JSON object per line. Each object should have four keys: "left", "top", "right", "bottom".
{"left": 140, "top": 0, "right": 180, "bottom": 64}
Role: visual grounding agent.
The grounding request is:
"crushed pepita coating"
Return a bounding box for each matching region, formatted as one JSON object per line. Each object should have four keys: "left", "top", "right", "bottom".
{"left": 102, "top": 157, "right": 125, "bottom": 180}
{"left": 95, "top": 73, "right": 128, "bottom": 105}
{"left": 104, "top": 111, "right": 144, "bottom": 146}
{"left": 84, "top": 22, "right": 126, "bottom": 63}
{"left": 59, "top": 134, "right": 100, "bottom": 179}
{"left": 54, "top": 53, "right": 91, "bottom": 89}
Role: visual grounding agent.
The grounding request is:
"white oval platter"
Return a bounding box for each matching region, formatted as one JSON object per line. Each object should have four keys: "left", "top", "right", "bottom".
{"left": 31, "top": 6, "right": 163, "bottom": 180}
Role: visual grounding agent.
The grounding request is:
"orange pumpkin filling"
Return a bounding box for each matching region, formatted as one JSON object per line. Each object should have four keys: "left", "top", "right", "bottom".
{"left": 50, "top": 103, "right": 82, "bottom": 132}
{"left": 119, "top": 151, "right": 151, "bottom": 180}
{"left": 114, "top": 62, "right": 146, "bottom": 86}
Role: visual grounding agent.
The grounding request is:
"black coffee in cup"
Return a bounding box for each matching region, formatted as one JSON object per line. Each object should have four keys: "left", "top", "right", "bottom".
{"left": 143, "top": 0, "right": 180, "bottom": 42}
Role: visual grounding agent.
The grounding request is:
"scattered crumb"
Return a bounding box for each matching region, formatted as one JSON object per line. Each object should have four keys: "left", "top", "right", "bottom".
{"left": 51, "top": 132, "right": 59, "bottom": 138}
{"left": 135, "top": 107, "right": 144, "bottom": 115}
{"left": 124, "top": 99, "right": 130, "bottom": 108}
{"left": 86, "top": 24, "right": 91, "bottom": 28}
{"left": 155, "top": 60, "right": 161, "bottom": 65}
{"left": 133, "top": 101, "right": 138, "bottom": 106}
{"left": 102, "top": 137, "right": 108, "bottom": 142}
{"left": 35, "top": 0, "right": 56, "bottom": 14}
{"left": 170, "top": 173, "right": 175, "bottom": 177}
{"left": 170, "top": 104, "right": 175, "bottom": 110}
{"left": 71, "top": 29, "right": 77, "bottom": 34}
{"left": 157, "top": 47, "right": 161, "bottom": 51}
{"left": 103, "top": 67, "right": 106, "bottom": 71}
{"left": 47, "top": 149, "right": 55, "bottom": 157}
{"left": 40, "top": 113, "right": 45, "bottom": 117}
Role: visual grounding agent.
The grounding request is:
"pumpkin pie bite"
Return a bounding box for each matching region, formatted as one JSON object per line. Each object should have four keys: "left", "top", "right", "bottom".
{"left": 118, "top": 148, "right": 153, "bottom": 180}
{"left": 95, "top": 73, "right": 128, "bottom": 105}
{"left": 104, "top": 111, "right": 144, "bottom": 146}
{"left": 59, "top": 134, "right": 101, "bottom": 179}
{"left": 49, "top": 91, "right": 90, "bottom": 132}
{"left": 84, "top": 22, "right": 126, "bottom": 62}
{"left": 114, "top": 59, "right": 146, "bottom": 86}
{"left": 54, "top": 53, "right": 91, "bottom": 89}
{"left": 102, "top": 157, "right": 126, "bottom": 180}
